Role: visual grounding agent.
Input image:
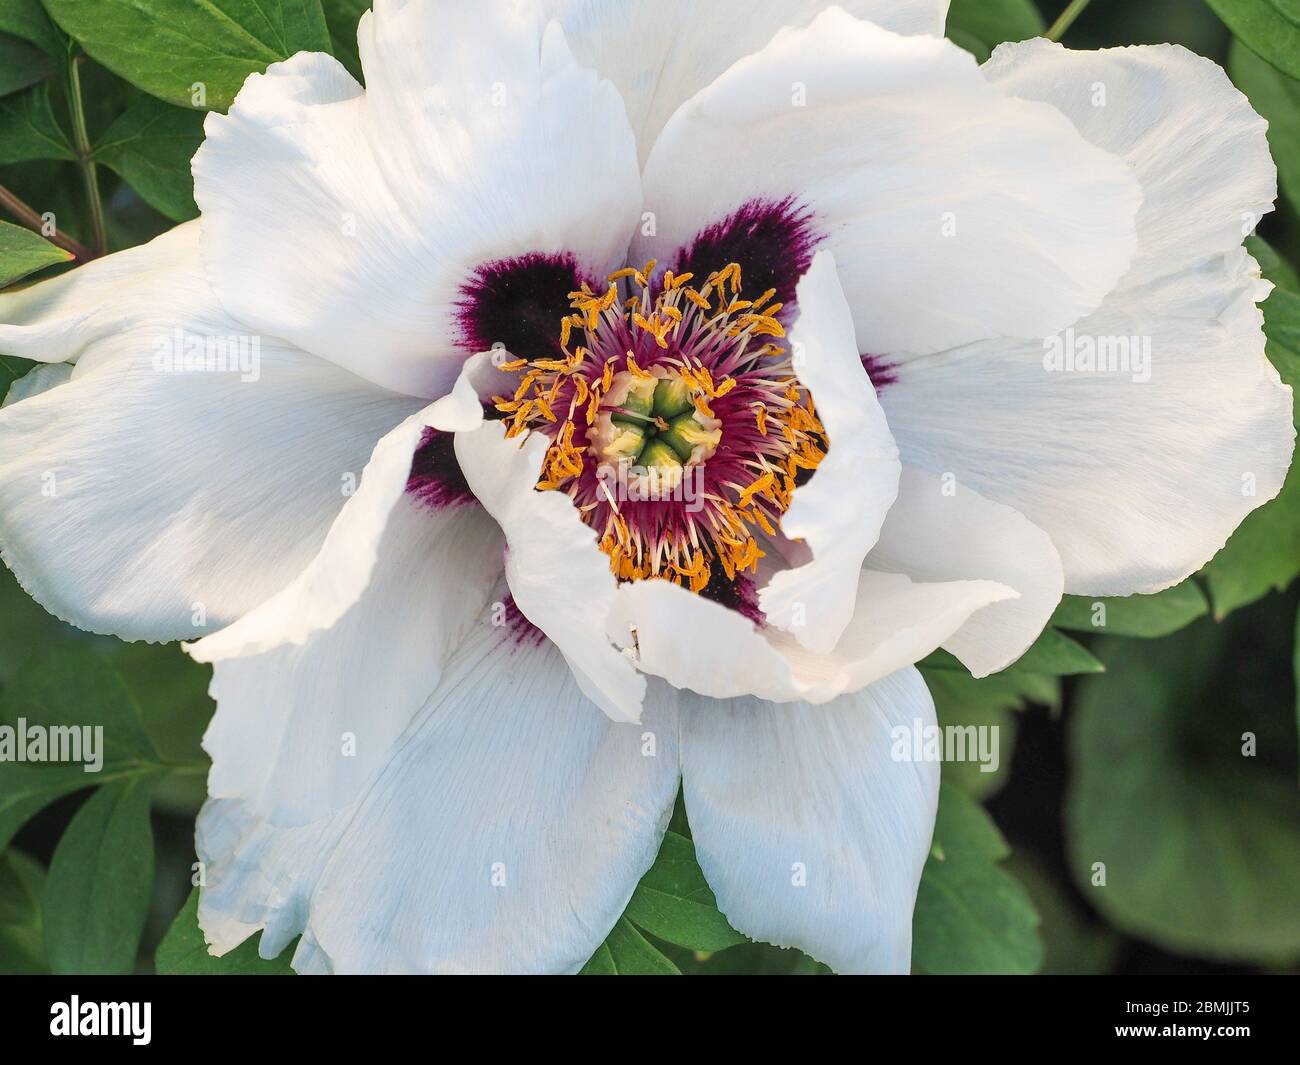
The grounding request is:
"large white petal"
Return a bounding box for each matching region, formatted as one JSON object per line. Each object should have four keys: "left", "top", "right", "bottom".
{"left": 680, "top": 667, "right": 939, "bottom": 973}
{"left": 883, "top": 41, "right": 1294, "bottom": 595}
{"left": 758, "top": 250, "right": 900, "bottom": 653}
{"left": 194, "top": 3, "right": 642, "bottom": 398}
{"left": 544, "top": 0, "right": 949, "bottom": 162}
{"left": 613, "top": 568, "right": 1014, "bottom": 704}
{"left": 187, "top": 398, "right": 465, "bottom": 662}
{"left": 455, "top": 420, "right": 646, "bottom": 722}
{"left": 197, "top": 493, "right": 503, "bottom": 826}
{"left": 866, "top": 467, "right": 1064, "bottom": 677}
{"left": 0, "top": 223, "right": 420, "bottom": 642}
{"left": 634, "top": 9, "right": 1140, "bottom": 355}
{"left": 198, "top": 623, "right": 680, "bottom": 974}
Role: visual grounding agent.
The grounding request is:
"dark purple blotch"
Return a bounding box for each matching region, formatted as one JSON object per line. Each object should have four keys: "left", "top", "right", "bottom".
{"left": 699, "top": 569, "right": 766, "bottom": 628}
{"left": 456, "top": 252, "right": 589, "bottom": 360}
{"left": 672, "top": 196, "right": 821, "bottom": 313}
{"left": 861, "top": 353, "right": 898, "bottom": 393}
{"left": 406, "top": 427, "right": 474, "bottom": 508}
{"left": 500, "top": 595, "right": 548, "bottom": 648}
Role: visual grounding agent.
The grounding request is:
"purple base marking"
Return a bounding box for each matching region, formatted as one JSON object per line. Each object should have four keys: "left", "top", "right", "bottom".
{"left": 861, "top": 353, "right": 898, "bottom": 392}
{"left": 672, "top": 196, "right": 821, "bottom": 313}
{"left": 699, "top": 570, "right": 766, "bottom": 628}
{"left": 406, "top": 427, "right": 475, "bottom": 508}
{"left": 455, "top": 252, "right": 589, "bottom": 359}
{"left": 501, "top": 595, "right": 547, "bottom": 648}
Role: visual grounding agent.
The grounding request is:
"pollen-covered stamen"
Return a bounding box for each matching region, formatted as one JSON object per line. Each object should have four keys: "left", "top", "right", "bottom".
{"left": 494, "top": 260, "right": 827, "bottom": 596}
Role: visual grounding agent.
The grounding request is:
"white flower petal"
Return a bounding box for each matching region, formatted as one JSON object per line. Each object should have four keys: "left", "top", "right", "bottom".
{"left": 866, "top": 467, "right": 1064, "bottom": 677}
{"left": 2, "top": 363, "right": 71, "bottom": 407}
{"left": 758, "top": 250, "right": 900, "bottom": 652}
{"left": 545, "top": 0, "right": 949, "bottom": 161}
{"left": 633, "top": 9, "right": 1140, "bottom": 355}
{"left": 0, "top": 223, "right": 420, "bottom": 642}
{"left": 680, "top": 667, "right": 939, "bottom": 973}
{"left": 194, "top": 4, "right": 642, "bottom": 398}
{"left": 187, "top": 394, "right": 455, "bottom": 662}
{"left": 454, "top": 420, "right": 646, "bottom": 721}
{"left": 198, "top": 493, "right": 503, "bottom": 826}
{"left": 613, "top": 568, "right": 1014, "bottom": 703}
{"left": 198, "top": 624, "right": 680, "bottom": 974}
{"left": 884, "top": 41, "right": 1294, "bottom": 595}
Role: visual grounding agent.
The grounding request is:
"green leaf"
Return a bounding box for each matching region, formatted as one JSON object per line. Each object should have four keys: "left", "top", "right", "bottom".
{"left": 107, "top": 643, "right": 213, "bottom": 766}
{"left": 0, "top": 646, "right": 162, "bottom": 850}
{"left": 1004, "top": 854, "right": 1120, "bottom": 975}
{"left": 2, "top": 646, "right": 159, "bottom": 763}
{"left": 1206, "top": 0, "right": 1300, "bottom": 82}
{"left": 921, "top": 668, "right": 1052, "bottom": 799}
{"left": 1203, "top": 247, "right": 1300, "bottom": 615}
{"left": 43, "top": 777, "right": 157, "bottom": 973}
{"left": 920, "top": 627, "right": 1103, "bottom": 677}
{"left": 0, "top": 32, "right": 57, "bottom": 97}
{"left": 0, "top": 159, "right": 87, "bottom": 252}
{"left": 1230, "top": 40, "right": 1300, "bottom": 201}
{"left": 0, "top": 563, "right": 96, "bottom": 687}
{"left": 1050, "top": 581, "right": 1209, "bottom": 638}
{"left": 1007, "top": 628, "right": 1104, "bottom": 675}
{"left": 104, "top": 642, "right": 212, "bottom": 815}
{"left": 322, "top": 0, "right": 367, "bottom": 82}
{"left": 623, "top": 830, "right": 746, "bottom": 952}
{"left": 0, "top": 0, "right": 64, "bottom": 56}
{"left": 0, "top": 82, "right": 73, "bottom": 164}
{"left": 580, "top": 917, "right": 680, "bottom": 975}
{"left": 1293, "top": 600, "right": 1299, "bottom": 769}
{"left": 946, "top": 0, "right": 1044, "bottom": 62}
{"left": 912, "top": 784, "right": 1043, "bottom": 974}
{"left": 918, "top": 634, "right": 1074, "bottom": 799}
{"left": 43, "top": 0, "right": 333, "bottom": 111}
{"left": 0, "top": 848, "right": 47, "bottom": 973}
{"left": 0, "top": 763, "right": 93, "bottom": 854}
{"left": 1249, "top": 234, "right": 1300, "bottom": 292}
{"left": 1067, "top": 617, "right": 1300, "bottom": 965}
{"left": 0, "top": 218, "right": 71, "bottom": 286}
{"left": 93, "top": 94, "right": 204, "bottom": 221}
{"left": 157, "top": 888, "right": 296, "bottom": 974}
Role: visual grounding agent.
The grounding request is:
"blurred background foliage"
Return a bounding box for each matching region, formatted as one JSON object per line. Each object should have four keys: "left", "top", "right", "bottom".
{"left": 0, "top": 0, "right": 1297, "bottom": 975}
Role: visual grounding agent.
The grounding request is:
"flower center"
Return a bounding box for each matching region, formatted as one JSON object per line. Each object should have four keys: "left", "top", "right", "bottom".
{"left": 588, "top": 369, "right": 722, "bottom": 479}
{"left": 494, "top": 260, "right": 827, "bottom": 594}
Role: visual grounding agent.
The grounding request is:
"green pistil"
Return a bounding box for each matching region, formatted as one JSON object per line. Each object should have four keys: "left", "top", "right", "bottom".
{"left": 604, "top": 375, "right": 715, "bottom": 471}
{"left": 639, "top": 438, "right": 684, "bottom": 472}
{"left": 659, "top": 412, "right": 714, "bottom": 462}
{"left": 652, "top": 377, "right": 694, "bottom": 420}
{"left": 609, "top": 377, "right": 657, "bottom": 426}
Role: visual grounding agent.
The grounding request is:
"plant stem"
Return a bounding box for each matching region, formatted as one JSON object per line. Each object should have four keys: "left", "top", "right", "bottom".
{"left": 1045, "top": 0, "right": 1092, "bottom": 42}
{"left": 65, "top": 53, "right": 106, "bottom": 258}
{"left": 0, "top": 182, "right": 93, "bottom": 260}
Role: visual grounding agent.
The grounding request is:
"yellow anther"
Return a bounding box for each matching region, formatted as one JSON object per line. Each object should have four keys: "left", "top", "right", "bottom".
{"left": 625, "top": 353, "right": 653, "bottom": 379}
{"left": 737, "top": 472, "right": 775, "bottom": 508}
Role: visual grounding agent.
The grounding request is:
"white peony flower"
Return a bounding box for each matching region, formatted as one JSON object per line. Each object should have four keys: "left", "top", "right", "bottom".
{"left": 0, "top": 0, "right": 1293, "bottom": 973}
